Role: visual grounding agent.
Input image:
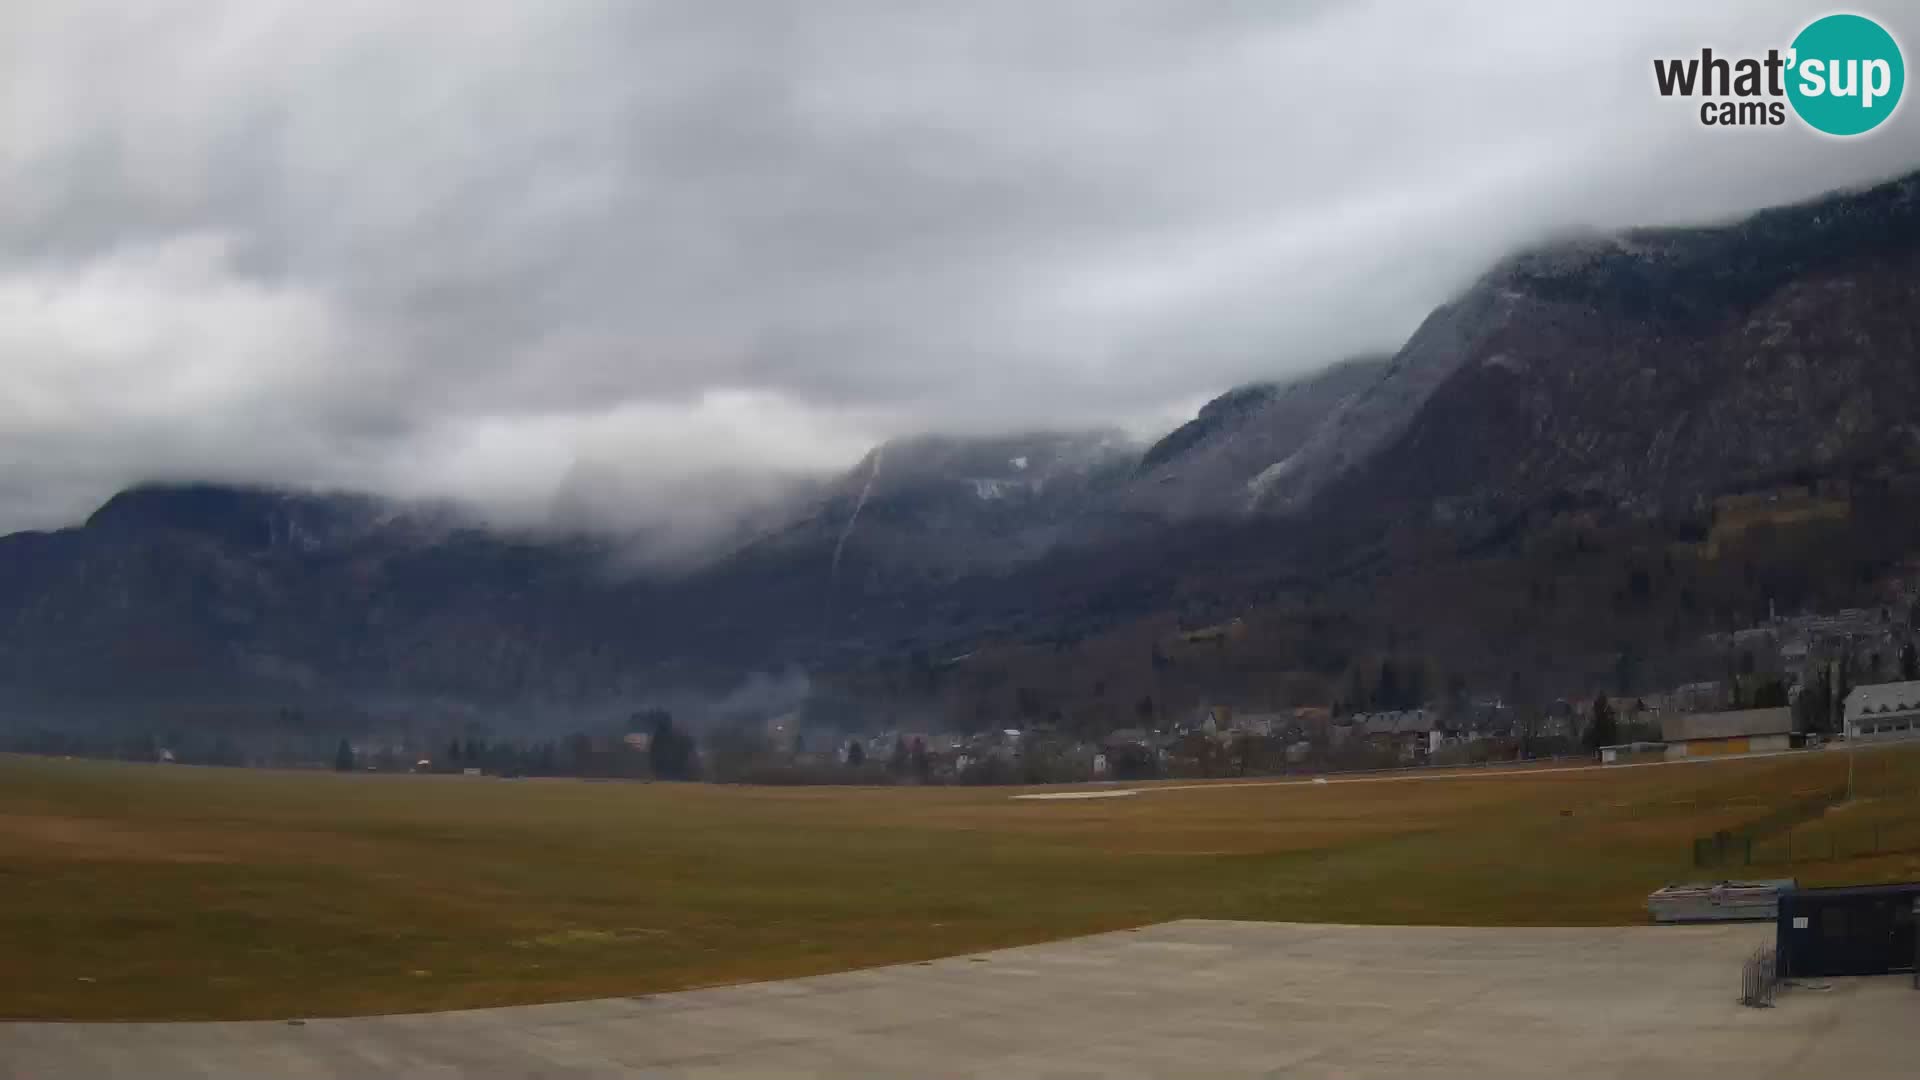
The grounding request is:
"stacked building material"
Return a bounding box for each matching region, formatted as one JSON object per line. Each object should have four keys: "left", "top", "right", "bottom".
{"left": 1647, "top": 879, "right": 1797, "bottom": 923}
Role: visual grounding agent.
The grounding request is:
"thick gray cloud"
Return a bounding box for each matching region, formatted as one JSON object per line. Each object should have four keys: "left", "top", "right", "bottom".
{"left": 2, "top": 0, "right": 1916, "bottom": 535}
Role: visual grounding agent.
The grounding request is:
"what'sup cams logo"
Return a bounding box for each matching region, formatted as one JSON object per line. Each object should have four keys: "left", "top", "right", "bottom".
{"left": 1655, "top": 12, "right": 1904, "bottom": 135}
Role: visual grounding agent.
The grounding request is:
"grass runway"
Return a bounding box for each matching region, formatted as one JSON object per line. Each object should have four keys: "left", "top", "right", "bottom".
{"left": 4, "top": 748, "right": 1918, "bottom": 1020}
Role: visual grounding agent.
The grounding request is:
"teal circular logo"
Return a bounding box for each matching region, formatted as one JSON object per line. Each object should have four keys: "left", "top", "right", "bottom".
{"left": 1787, "top": 14, "right": 1905, "bottom": 136}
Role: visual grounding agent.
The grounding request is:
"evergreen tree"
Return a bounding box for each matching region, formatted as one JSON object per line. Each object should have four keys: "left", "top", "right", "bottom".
{"left": 1135, "top": 695, "right": 1156, "bottom": 725}
{"left": 1585, "top": 695, "right": 1617, "bottom": 753}
{"left": 1835, "top": 656, "right": 1854, "bottom": 732}
{"left": 333, "top": 737, "right": 355, "bottom": 772}
{"left": 846, "top": 740, "right": 866, "bottom": 767}
{"left": 648, "top": 713, "right": 694, "bottom": 780}
{"left": 1794, "top": 669, "right": 1833, "bottom": 734}
{"left": 1404, "top": 662, "right": 1427, "bottom": 710}
{"left": 1376, "top": 660, "right": 1400, "bottom": 711}
{"left": 1751, "top": 679, "right": 1788, "bottom": 708}
{"left": 1613, "top": 646, "right": 1640, "bottom": 696}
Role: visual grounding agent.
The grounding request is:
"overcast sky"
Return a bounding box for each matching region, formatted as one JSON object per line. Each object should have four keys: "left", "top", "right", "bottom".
{"left": 2, "top": 0, "right": 1916, "bottom": 536}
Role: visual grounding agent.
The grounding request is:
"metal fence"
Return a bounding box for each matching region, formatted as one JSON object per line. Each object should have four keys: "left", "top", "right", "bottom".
{"left": 1758, "top": 819, "right": 1920, "bottom": 865}
{"left": 1698, "top": 816, "right": 1920, "bottom": 868}
{"left": 1692, "top": 787, "right": 1846, "bottom": 868}
{"left": 1740, "top": 945, "right": 1778, "bottom": 1008}
{"left": 1697, "top": 744, "right": 1920, "bottom": 870}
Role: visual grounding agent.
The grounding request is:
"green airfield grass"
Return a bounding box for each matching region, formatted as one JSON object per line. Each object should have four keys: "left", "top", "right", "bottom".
{"left": 4, "top": 748, "right": 1918, "bottom": 1020}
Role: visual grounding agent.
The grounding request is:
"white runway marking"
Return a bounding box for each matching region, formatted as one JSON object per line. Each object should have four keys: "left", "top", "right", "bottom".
{"left": 1010, "top": 789, "right": 1141, "bottom": 800}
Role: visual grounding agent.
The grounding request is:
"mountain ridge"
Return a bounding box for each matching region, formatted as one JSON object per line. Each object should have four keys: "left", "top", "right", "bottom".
{"left": 5, "top": 167, "right": 1920, "bottom": 732}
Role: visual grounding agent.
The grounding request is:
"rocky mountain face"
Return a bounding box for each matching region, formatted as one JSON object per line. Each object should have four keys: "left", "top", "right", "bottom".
{"left": 1324, "top": 169, "right": 1920, "bottom": 526}
{"left": 4, "top": 169, "right": 1918, "bottom": 729}
{"left": 753, "top": 429, "right": 1143, "bottom": 578}
{"left": 1122, "top": 357, "right": 1389, "bottom": 519}
{"left": 0, "top": 485, "right": 656, "bottom": 721}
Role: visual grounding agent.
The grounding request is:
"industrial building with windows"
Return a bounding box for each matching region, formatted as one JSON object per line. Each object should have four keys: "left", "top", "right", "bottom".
{"left": 1845, "top": 681, "right": 1920, "bottom": 742}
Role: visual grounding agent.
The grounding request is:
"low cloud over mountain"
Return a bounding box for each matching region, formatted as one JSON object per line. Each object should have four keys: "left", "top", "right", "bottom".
{"left": 4, "top": 1, "right": 1916, "bottom": 556}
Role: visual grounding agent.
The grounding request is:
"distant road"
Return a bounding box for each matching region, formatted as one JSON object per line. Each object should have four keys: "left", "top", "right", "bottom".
{"left": 1027, "top": 740, "right": 1889, "bottom": 799}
